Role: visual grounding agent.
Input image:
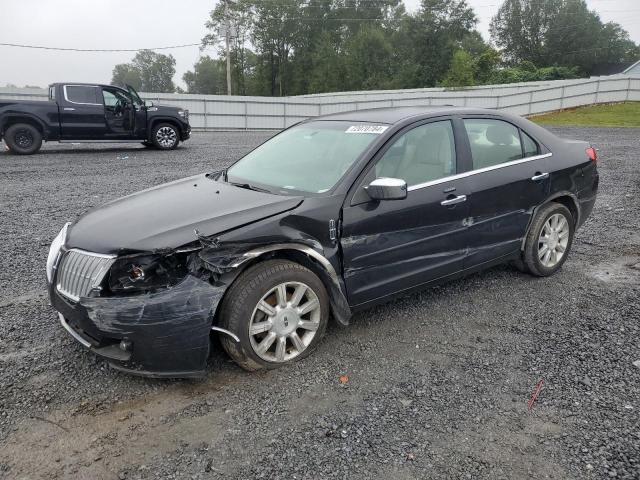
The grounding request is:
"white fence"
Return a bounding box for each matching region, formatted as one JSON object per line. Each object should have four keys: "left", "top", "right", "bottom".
{"left": 1, "top": 74, "right": 639, "bottom": 131}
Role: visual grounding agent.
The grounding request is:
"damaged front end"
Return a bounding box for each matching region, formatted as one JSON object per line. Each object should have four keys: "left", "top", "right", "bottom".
{"left": 48, "top": 228, "right": 351, "bottom": 378}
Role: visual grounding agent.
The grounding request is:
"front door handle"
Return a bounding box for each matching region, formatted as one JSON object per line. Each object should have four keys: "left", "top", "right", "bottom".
{"left": 531, "top": 172, "right": 549, "bottom": 181}
{"left": 441, "top": 194, "right": 467, "bottom": 206}
{"left": 63, "top": 107, "right": 75, "bottom": 111}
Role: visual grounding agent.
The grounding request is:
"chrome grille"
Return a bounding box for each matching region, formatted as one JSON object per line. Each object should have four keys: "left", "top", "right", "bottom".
{"left": 56, "top": 249, "right": 115, "bottom": 302}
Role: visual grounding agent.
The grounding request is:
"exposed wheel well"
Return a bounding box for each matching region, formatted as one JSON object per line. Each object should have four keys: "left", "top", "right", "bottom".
{"left": 150, "top": 119, "right": 181, "bottom": 140}
{"left": 212, "top": 248, "right": 343, "bottom": 326}
{"left": 521, "top": 194, "right": 580, "bottom": 251}
{"left": 551, "top": 195, "right": 580, "bottom": 226}
{"left": 1, "top": 116, "right": 45, "bottom": 138}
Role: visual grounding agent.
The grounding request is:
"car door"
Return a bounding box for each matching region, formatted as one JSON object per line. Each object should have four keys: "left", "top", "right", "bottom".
{"left": 125, "top": 84, "right": 148, "bottom": 140}
{"left": 341, "top": 119, "right": 471, "bottom": 307}
{"left": 59, "top": 85, "right": 108, "bottom": 139}
{"left": 460, "top": 117, "right": 551, "bottom": 268}
{"left": 101, "top": 88, "right": 135, "bottom": 139}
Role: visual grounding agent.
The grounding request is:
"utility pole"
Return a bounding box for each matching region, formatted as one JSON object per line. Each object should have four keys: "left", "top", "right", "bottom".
{"left": 224, "top": 0, "right": 232, "bottom": 95}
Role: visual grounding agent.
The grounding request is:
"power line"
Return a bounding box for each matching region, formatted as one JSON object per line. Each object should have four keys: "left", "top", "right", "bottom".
{"left": 0, "top": 42, "right": 201, "bottom": 52}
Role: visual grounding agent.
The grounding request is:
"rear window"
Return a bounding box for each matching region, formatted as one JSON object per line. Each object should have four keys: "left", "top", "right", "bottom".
{"left": 463, "top": 119, "right": 523, "bottom": 170}
{"left": 64, "top": 86, "right": 100, "bottom": 105}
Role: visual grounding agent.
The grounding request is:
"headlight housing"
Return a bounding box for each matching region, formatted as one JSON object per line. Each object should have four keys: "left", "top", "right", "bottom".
{"left": 46, "top": 222, "right": 70, "bottom": 283}
{"left": 107, "top": 253, "right": 190, "bottom": 295}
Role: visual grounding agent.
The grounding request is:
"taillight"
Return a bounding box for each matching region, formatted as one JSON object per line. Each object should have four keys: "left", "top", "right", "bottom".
{"left": 586, "top": 147, "right": 597, "bottom": 163}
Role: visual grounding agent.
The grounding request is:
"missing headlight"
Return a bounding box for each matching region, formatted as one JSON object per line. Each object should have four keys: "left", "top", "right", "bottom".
{"left": 107, "top": 253, "right": 190, "bottom": 295}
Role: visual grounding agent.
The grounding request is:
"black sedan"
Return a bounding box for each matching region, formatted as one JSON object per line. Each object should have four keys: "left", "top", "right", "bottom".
{"left": 46, "top": 106, "right": 599, "bottom": 377}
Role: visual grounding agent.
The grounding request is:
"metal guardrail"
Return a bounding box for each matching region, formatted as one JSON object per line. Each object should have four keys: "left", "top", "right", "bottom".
{"left": 1, "top": 75, "right": 638, "bottom": 130}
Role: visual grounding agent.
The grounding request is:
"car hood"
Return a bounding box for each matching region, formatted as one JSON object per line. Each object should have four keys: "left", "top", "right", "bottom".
{"left": 66, "top": 174, "right": 303, "bottom": 254}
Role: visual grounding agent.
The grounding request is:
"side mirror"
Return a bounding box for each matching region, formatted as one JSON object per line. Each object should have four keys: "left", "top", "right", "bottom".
{"left": 144, "top": 100, "right": 154, "bottom": 108}
{"left": 366, "top": 177, "right": 407, "bottom": 201}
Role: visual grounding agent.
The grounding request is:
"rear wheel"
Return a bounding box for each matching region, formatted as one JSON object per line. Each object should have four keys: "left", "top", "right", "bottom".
{"left": 4, "top": 123, "right": 42, "bottom": 155}
{"left": 218, "top": 260, "right": 330, "bottom": 371}
{"left": 151, "top": 123, "right": 179, "bottom": 150}
{"left": 522, "top": 202, "right": 574, "bottom": 277}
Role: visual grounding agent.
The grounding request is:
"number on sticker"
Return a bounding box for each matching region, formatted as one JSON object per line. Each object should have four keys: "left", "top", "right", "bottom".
{"left": 345, "top": 125, "right": 388, "bottom": 134}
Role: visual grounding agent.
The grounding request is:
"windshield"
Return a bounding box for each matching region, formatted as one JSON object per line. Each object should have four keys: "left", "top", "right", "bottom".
{"left": 226, "top": 121, "right": 385, "bottom": 194}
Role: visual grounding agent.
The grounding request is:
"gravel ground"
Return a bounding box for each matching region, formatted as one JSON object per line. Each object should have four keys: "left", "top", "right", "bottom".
{"left": 0, "top": 128, "right": 638, "bottom": 480}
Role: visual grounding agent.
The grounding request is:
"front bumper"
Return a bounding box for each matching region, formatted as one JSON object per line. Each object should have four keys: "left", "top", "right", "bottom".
{"left": 181, "top": 123, "right": 191, "bottom": 141}
{"left": 49, "top": 275, "right": 225, "bottom": 378}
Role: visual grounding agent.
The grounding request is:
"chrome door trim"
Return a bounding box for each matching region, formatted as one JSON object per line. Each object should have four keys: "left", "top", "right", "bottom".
{"left": 63, "top": 85, "right": 103, "bottom": 106}
{"left": 407, "top": 153, "right": 553, "bottom": 192}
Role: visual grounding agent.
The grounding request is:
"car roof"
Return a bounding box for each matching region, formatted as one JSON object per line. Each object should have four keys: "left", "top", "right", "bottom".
{"left": 312, "top": 106, "right": 507, "bottom": 125}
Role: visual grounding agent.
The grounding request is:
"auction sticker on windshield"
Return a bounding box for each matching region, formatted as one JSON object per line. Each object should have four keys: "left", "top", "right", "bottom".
{"left": 345, "top": 125, "right": 389, "bottom": 134}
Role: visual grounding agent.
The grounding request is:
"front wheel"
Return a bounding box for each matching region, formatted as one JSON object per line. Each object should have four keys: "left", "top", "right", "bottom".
{"left": 151, "top": 123, "right": 180, "bottom": 150}
{"left": 4, "top": 123, "right": 43, "bottom": 155}
{"left": 218, "top": 260, "right": 330, "bottom": 371}
{"left": 522, "top": 202, "right": 575, "bottom": 277}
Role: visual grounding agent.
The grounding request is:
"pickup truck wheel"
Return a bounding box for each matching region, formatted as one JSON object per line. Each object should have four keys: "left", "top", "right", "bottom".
{"left": 218, "top": 260, "right": 329, "bottom": 371}
{"left": 151, "top": 123, "right": 179, "bottom": 150}
{"left": 5, "top": 123, "right": 42, "bottom": 155}
{"left": 522, "top": 203, "right": 574, "bottom": 277}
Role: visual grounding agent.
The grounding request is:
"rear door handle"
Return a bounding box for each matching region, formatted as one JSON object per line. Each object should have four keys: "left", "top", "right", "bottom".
{"left": 441, "top": 194, "right": 467, "bottom": 206}
{"left": 531, "top": 172, "right": 549, "bottom": 181}
{"left": 63, "top": 107, "right": 75, "bottom": 111}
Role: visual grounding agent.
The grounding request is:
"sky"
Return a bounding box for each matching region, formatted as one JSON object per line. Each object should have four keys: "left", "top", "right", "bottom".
{"left": 1, "top": 0, "right": 639, "bottom": 90}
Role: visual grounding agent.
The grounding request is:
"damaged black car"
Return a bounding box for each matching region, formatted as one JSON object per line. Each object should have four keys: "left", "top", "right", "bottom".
{"left": 47, "top": 106, "right": 599, "bottom": 377}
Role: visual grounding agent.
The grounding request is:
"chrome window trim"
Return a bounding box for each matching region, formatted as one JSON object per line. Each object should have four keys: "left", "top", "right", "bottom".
{"left": 63, "top": 84, "right": 103, "bottom": 106}
{"left": 64, "top": 248, "right": 117, "bottom": 260}
{"left": 407, "top": 152, "right": 553, "bottom": 192}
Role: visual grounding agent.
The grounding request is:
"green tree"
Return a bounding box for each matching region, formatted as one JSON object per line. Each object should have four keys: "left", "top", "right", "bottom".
{"left": 394, "top": 0, "right": 478, "bottom": 88}
{"left": 111, "top": 63, "right": 143, "bottom": 90}
{"left": 491, "top": 0, "right": 640, "bottom": 74}
{"left": 345, "top": 27, "right": 395, "bottom": 91}
{"left": 111, "top": 50, "right": 176, "bottom": 92}
{"left": 490, "top": 0, "right": 560, "bottom": 66}
{"left": 442, "top": 50, "right": 475, "bottom": 87}
{"left": 307, "top": 31, "right": 346, "bottom": 94}
{"left": 183, "top": 56, "right": 227, "bottom": 94}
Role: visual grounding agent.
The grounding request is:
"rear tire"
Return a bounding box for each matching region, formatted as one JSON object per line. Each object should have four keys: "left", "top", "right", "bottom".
{"left": 522, "top": 202, "right": 575, "bottom": 277}
{"left": 151, "top": 123, "right": 179, "bottom": 150}
{"left": 4, "top": 123, "right": 42, "bottom": 155}
{"left": 218, "top": 260, "right": 330, "bottom": 371}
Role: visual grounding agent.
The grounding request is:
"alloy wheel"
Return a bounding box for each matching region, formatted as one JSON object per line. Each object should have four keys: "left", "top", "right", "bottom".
{"left": 156, "top": 126, "right": 177, "bottom": 148}
{"left": 248, "top": 281, "right": 322, "bottom": 363}
{"left": 538, "top": 213, "right": 570, "bottom": 268}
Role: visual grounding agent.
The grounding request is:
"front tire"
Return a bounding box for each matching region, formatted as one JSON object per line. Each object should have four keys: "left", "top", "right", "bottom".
{"left": 218, "top": 260, "right": 330, "bottom": 371}
{"left": 4, "top": 123, "right": 43, "bottom": 155}
{"left": 151, "top": 123, "right": 179, "bottom": 150}
{"left": 522, "top": 202, "right": 575, "bottom": 277}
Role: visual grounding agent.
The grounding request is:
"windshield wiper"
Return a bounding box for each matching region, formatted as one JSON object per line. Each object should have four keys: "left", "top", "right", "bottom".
{"left": 228, "top": 181, "right": 271, "bottom": 194}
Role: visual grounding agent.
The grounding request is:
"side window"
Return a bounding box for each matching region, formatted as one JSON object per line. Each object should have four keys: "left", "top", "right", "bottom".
{"left": 102, "top": 90, "right": 118, "bottom": 107}
{"left": 464, "top": 119, "right": 522, "bottom": 169}
{"left": 375, "top": 120, "right": 456, "bottom": 187}
{"left": 522, "top": 131, "right": 539, "bottom": 157}
{"left": 64, "top": 86, "right": 100, "bottom": 105}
